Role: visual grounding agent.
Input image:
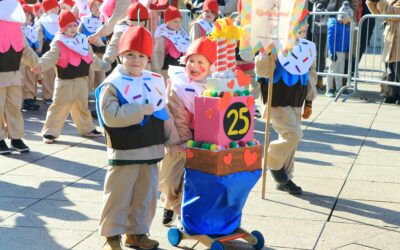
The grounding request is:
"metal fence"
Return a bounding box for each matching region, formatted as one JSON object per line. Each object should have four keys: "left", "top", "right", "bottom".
{"left": 351, "top": 14, "right": 400, "bottom": 102}
{"left": 310, "top": 12, "right": 400, "bottom": 102}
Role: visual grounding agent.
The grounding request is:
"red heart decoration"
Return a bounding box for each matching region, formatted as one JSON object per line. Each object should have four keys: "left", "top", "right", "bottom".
{"left": 186, "top": 149, "right": 194, "bottom": 159}
{"left": 244, "top": 149, "right": 257, "bottom": 167}
{"left": 205, "top": 108, "right": 213, "bottom": 119}
{"left": 247, "top": 96, "right": 254, "bottom": 107}
{"left": 236, "top": 69, "right": 252, "bottom": 87}
{"left": 223, "top": 153, "right": 233, "bottom": 166}
{"left": 227, "top": 80, "right": 235, "bottom": 89}
{"left": 219, "top": 91, "right": 232, "bottom": 110}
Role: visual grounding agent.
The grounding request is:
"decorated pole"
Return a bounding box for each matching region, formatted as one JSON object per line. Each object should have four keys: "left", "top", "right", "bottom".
{"left": 261, "top": 57, "right": 274, "bottom": 200}
{"left": 238, "top": 0, "right": 307, "bottom": 199}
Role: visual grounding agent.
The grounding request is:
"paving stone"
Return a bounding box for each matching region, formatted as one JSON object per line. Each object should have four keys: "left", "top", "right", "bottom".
{"left": 0, "top": 175, "right": 75, "bottom": 199}
{"left": 331, "top": 199, "right": 400, "bottom": 227}
{"left": 315, "top": 222, "right": 400, "bottom": 250}
{"left": 340, "top": 180, "right": 400, "bottom": 203}
{"left": 348, "top": 164, "right": 400, "bottom": 183}
{"left": 46, "top": 179, "right": 104, "bottom": 203}
{"left": 241, "top": 216, "right": 324, "bottom": 249}
{"left": 294, "top": 163, "right": 352, "bottom": 179}
{"left": 0, "top": 197, "right": 38, "bottom": 222}
{"left": 244, "top": 192, "right": 334, "bottom": 221}
{"left": 253, "top": 176, "right": 345, "bottom": 198}
{"left": 0, "top": 199, "right": 101, "bottom": 231}
{"left": 354, "top": 150, "right": 400, "bottom": 167}
{"left": 0, "top": 226, "right": 91, "bottom": 250}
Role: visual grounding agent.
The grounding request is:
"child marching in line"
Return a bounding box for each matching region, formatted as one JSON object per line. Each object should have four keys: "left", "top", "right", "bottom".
{"left": 151, "top": 6, "right": 190, "bottom": 81}
{"left": 96, "top": 26, "right": 179, "bottom": 250}
{"left": 21, "top": 4, "right": 41, "bottom": 111}
{"left": 36, "top": 0, "right": 60, "bottom": 105}
{"left": 189, "top": 0, "right": 219, "bottom": 42}
{"left": 59, "top": 0, "right": 75, "bottom": 11}
{"left": 159, "top": 37, "right": 217, "bottom": 226}
{"left": 31, "top": 10, "right": 108, "bottom": 144}
{"left": 103, "top": 2, "right": 149, "bottom": 66}
{"left": 33, "top": 3, "right": 44, "bottom": 20}
{"left": 255, "top": 9, "right": 317, "bottom": 195}
{"left": 79, "top": 0, "right": 106, "bottom": 91}
{"left": 0, "top": 0, "right": 39, "bottom": 155}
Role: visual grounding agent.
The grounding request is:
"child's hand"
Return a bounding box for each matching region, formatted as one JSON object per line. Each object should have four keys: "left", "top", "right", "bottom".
{"left": 88, "top": 34, "right": 100, "bottom": 44}
{"left": 103, "top": 61, "right": 111, "bottom": 72}
{"left": 31, "top": 66, "right": 41, "bottom": 74}
{"left": 302, "top": 106, "right": 312, "bottom": 119}
{"left": 142, "top": 104, "right": 154, "bottom": 115}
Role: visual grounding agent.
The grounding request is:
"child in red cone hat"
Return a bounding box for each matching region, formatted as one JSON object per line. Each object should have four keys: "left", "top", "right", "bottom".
{"left": 189, "top": 0, "right": 219, "bottom": 41}
{"left": 103, "top": 2, "right": 149, "bottom": 65}
{"left": 96, "top": 26, "right": 179, "bottom": 250}
{"left": 36, "top": 0, "right": 60, "bottom": 105}
{"left": 59, "top": 0, "right": 75, "bottom": 11}
{"left": 151, "top": 6, "right": 190, "bottom": 81}
{"left": 159, "top": 36, "right": 217, "bottom": 226}
{"left": 31, "top": 10, "right": 108, "bottom": 144}
{"left": 78, "top": 0, "right": 106, "bottom": 94}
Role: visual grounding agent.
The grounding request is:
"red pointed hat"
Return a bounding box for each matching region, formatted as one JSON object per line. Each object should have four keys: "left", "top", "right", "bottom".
{"left": 184, "top": 37, "right": 217, "bottom": 64}
{"left": 202, "top": 0, "right": 219, "bottom": 16}
{"left": 298, "top": 8, "right": 310, "bottom": 24}
{"left": 22, "top": 4, "right": 34, "bottom": 14}
{"left": 118, "top": 26, "right": 153, "bottom": 59}
{"left": 88, "top": 0, "right": 103, "bottom": 9}
{"left": 164, "top": 6, "right": 181, "bottom": 23}
{"left": 127, "top": 2, "right": 149, "bottom": 21}
{"left": 33, "top": 3, "right": 43, "bottom": 15}
{"left": 60, "top": 0, "right": 75, "bottom": 8}
{"left": 42, "top": 0, "right": 59, "bottom": 12}
{"left": 59, "top": 10, "right": 77, "bottom": 31}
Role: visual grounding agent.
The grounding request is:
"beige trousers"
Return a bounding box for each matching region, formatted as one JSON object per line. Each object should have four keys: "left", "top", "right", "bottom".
{"left": 21, "top": 66, "right": 39, "bottom": 100}
{"left": 158, "top": 150, "right": 186, "bottom": 215}
{"left": 41, "top": 77, "right": 95, "bottom": 137}
{"left": 99, "top": 164, "right": 158, "bottom": 237}
{"left": 41, "top": 68, "right": 56, "bottom": 100}
{"left": 268, "top": 106, "right": 303, "bottom": 180}
{"left": 0, "top": 86, "right": 24, "bottom": 140}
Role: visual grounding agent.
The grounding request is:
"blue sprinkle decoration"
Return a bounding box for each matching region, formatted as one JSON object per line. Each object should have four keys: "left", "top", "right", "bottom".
{"left": 144, "top": 83, "right": 151, "bottom": 92}
{"left": 185, "top": 88, "right": 195, "bottom": 92}
{"left": 122, "top": 77, "right": 133, "bottom": 81}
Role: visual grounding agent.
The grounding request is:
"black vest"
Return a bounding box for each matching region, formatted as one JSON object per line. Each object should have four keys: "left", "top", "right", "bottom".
{"left": 259, "top": 78, "right": 308, "bottom": 108}
{"left": 103, "top": 115, "right": 166, "bottom": 150}
{"left": 56, "top": 60, "right": 91, "bottom": 80}
{"left": 0, "top": 47, "right": 23, "bottom": 73}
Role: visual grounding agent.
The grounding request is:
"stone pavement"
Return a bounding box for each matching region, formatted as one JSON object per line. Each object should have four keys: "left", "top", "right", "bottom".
{"left": 0, "top": 83, "right": 399, "bottom": 250}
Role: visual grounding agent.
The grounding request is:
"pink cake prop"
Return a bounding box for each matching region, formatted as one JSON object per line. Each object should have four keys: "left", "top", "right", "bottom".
{"left": 194, "top": 95, "right": 254, "bottom": 147}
